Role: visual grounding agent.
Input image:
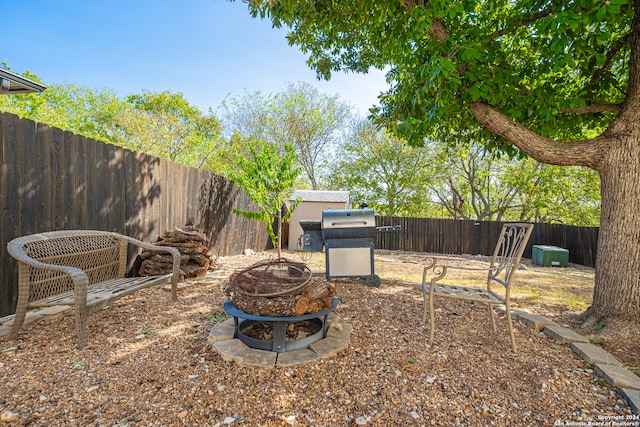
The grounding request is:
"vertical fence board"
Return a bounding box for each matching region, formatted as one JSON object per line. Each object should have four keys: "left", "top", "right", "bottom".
{"left": 14, "top": 120, "right": 28, "bottom": 235}
{"left": 63, "top": 131, "right": 75, "bottom": 230}
{"left": 124, "top": 149, "right": 139, "bottom": 239}
{"left": 149, "top": 154, "right": 161, "bottom": 241}
{"left": 0, "top": 114, "right": 22, "bottom": 315}
{"left": 162, "top": 159, "right": 171, "bottom": 233}
{"left": 159, "top": 159, "right": 169, "bottom": 238}
{"left": 1, "top": 114, "right": 21, "bottom": 241}
{"left": 48, "top": 127, "right": 64, "bottom": 230}
{"left": 96, "top": 141, "right": 110, "bottom": 230}
{"left": 112, "top": 146, "right": 126, "bottom": 234}
{"left": 84, "top": 135, "right": 97, "bottom": 229}
{"left": 20, "top": 119, "right": 38, "bottom": 236}
{"left": 74, "top": 134, "right": 88, "bottom": 229}
{"left": 35, "top": 125, "right": 52, "bottom": 232}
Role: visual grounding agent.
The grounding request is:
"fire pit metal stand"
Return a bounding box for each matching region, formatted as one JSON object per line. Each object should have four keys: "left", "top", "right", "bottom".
{"left": 223, "top": 298, "right": 339, "bottom": 353}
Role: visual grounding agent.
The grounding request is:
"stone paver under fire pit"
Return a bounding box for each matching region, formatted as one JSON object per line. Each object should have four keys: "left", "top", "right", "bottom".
{"left": 208, "top": 312, "right": 353, "bottom": 368}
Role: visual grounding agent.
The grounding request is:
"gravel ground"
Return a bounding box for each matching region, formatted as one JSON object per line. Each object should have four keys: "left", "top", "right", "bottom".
{"left": 0, "top": 250, "right": 636, "bottom": 426}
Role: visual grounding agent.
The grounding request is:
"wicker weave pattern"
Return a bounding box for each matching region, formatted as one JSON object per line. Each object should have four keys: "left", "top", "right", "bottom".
{"left": 24, "top": 235, "right": 123, "bottom": 303}
{"left": 7, "top": 230, "right": 180, "bottom": 348}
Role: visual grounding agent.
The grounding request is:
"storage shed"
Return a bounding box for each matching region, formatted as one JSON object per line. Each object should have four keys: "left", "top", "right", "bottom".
{"left": 287, "top": 190, "right": 350, "bottom": 250}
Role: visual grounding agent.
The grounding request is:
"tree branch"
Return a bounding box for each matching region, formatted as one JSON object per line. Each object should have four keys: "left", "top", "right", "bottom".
{"left": 590, "top": 34, "right": 632, "bottom": 85}
{"left": 488, "top": 7, "right": 554, "bottom": 39}
{"left": 469, "top": 102, "right": 604, "bottom": 169}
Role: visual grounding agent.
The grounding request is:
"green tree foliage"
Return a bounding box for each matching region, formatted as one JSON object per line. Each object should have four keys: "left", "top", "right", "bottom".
{"left": 226, "top": 138, "right": 302, "bottom": 258}
{"left": 427, "top": 141, "right": 601, "bottom": 225}
{"left": 328, "top": 123, "right": 600, "bottom": 224}
{"left": 272, "top": 82, "right": 351, "bottom": 189}
{"left": 0, "top": 68, "right": 125, "bottom": 142}
{"left": 429, "top": 142, "right": 520, "bottom": 221}
{"left": 328, "top": 119, "right": 436, "bottom": 216}
{"left": 220, "top": 82, "right": 351, "bottom": 189}
{"left": 503, "top": 161, "right": 601, "bottom": 226}
{"left": 245, "top": 0, "right": 640, "bottom": 330}
{"left": 0, "top": 66, "right": 223, "bottom": 171}
{"left": 124, "top": 90, "right": 223, "bottom": 167}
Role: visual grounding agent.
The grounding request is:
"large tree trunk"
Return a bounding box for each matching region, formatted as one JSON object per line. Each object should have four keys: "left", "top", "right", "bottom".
{"left": 583, "top": 0, "right": 640, "bottom": 331}
{"left": 469, "top": 102, "right": 640, "bottom": 335}
{"left": 584, "top": 122, "right": 640, "bottom": 329}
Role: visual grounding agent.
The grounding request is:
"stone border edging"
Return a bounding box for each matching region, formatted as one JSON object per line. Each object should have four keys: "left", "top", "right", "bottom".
{"left": 208, "top": 313, "right": 353, "bottom": 368}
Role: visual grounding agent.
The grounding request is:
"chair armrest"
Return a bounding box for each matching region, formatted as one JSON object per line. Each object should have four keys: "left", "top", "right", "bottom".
{"left": 7, "top": 241, "right": 88, "bottom": 282}
{"left": 7, "top": 242, "right": 90, "bottom": 303}
{"left": 421, "top": 258, "right": 449, "bottom": 293}
{"left": 421, "top": 257, "right": 518, "bottom": 292}
{"left": 116, "top": 235, "right": 181, "bottom": 266}
{"left": 116, "top": 235, "right": 181, "bottom": 299}
{"left": 116, "top": 234, "right": 179, "bottom": 256}
{"left": 421, "top": 257, "right": 497, "bottom": 292}
{"left": 423, "top": 256, "right": 496, "bottom": 272}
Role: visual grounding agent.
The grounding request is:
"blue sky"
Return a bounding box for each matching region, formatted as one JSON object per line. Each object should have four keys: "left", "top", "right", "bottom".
{"left": 1, "top": 0, "right": 389, "bottom": 116}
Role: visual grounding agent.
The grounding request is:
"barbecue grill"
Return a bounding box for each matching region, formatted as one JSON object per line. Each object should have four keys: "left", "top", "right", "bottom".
{"left": 322, "top": 209, "right": 380, "bottom": 287}
{"left": 299, "top": 220, "right": 323, "bottom": 252}
{"left": 299, "top": 209, "right": 399, "bottom": 287}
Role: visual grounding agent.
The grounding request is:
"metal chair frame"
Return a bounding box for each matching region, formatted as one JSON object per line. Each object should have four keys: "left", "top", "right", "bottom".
{"left": 421, "top": 223, "right": 534, "bottom": 352}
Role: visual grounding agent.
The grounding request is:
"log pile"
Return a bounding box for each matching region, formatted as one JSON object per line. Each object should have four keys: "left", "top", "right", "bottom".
{"left": 223, "top": 258, "right": 336, "bottom": 317}
{"left": 138, "top": 226, "right": 213, "bottom": 281}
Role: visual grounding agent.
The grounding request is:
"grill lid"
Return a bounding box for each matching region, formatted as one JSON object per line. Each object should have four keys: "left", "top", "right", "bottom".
{"left": 322, "top": 209, "right": 375, "bottom": 230}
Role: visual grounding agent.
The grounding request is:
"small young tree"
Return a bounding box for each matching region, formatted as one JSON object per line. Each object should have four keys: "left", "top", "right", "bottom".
{"left": 226, "top": 137, "right": 302, "bottom": 258}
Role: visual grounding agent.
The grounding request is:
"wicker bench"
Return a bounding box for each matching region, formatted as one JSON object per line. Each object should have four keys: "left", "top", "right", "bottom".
{"left": 6, "top": 230, "right": 180, "bottom": 348}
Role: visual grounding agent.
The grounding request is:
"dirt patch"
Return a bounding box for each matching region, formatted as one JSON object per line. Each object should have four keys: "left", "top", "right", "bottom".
{"left": 0, "top": 249, "right": 636, "bottom": 426}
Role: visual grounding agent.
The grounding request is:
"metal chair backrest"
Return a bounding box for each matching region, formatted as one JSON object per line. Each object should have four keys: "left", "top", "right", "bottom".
{"left": 488, "top": 223, "right": 535, "bottom": 290}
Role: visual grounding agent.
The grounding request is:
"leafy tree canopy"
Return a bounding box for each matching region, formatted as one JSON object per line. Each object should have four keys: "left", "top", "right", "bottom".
{"left": 425, "top": 140, "right": 601, "bottom": 224}
{"left": 247, "top": 0, "right": 630, "bottom": 148}
{"left": 328, "top": 119, "right": 435, "bottom": 216}
{"left": 220, "top": 82, "right": 351, "bottom": 189}
{"left": 0, "top": 66, "right": 223, "bottom": 170}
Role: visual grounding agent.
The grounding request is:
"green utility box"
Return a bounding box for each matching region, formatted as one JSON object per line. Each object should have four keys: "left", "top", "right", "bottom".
{"left": 532, "top": 245, "right": 569, "bottom": 267}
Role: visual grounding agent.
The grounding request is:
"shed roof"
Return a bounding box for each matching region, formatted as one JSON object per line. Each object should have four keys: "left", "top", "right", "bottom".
{"left": 290, "top": 190, "right": 349, "bottom": 203}
{"left": 0, "top": 68, "right": 46, "bottom": 94}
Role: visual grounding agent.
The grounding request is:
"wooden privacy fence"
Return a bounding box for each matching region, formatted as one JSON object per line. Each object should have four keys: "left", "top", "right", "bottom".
{"left": 375, "top": 216, "right": 598, "bottom": 267}
{"left": 0, "top": 113, "right": 270, "bottom": 317}
{"left": 0, "top": 112, "right": 600, "bottom": 316}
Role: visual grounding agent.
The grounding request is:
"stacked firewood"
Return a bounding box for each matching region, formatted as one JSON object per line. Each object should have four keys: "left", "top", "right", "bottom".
{"left": 223, "top": 258, "right": 336, "bottom": 317}
{"left": 138, "top": 226, "right": 213, "bottom": 281}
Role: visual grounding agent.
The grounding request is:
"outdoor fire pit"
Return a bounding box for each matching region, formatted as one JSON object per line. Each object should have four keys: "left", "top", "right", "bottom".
{"left": 222, "top": 258, "right": 339, "bottom": 354}
{"left": 223, "top": 298, "right": 338, "bottom": 353}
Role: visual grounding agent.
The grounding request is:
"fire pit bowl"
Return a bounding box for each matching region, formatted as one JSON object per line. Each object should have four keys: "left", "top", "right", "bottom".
{"left": 223, "top": 298, "right": 339, "bottom": 353}
{"left": 221, "top": 258, "right": 340, "bottom": 354}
